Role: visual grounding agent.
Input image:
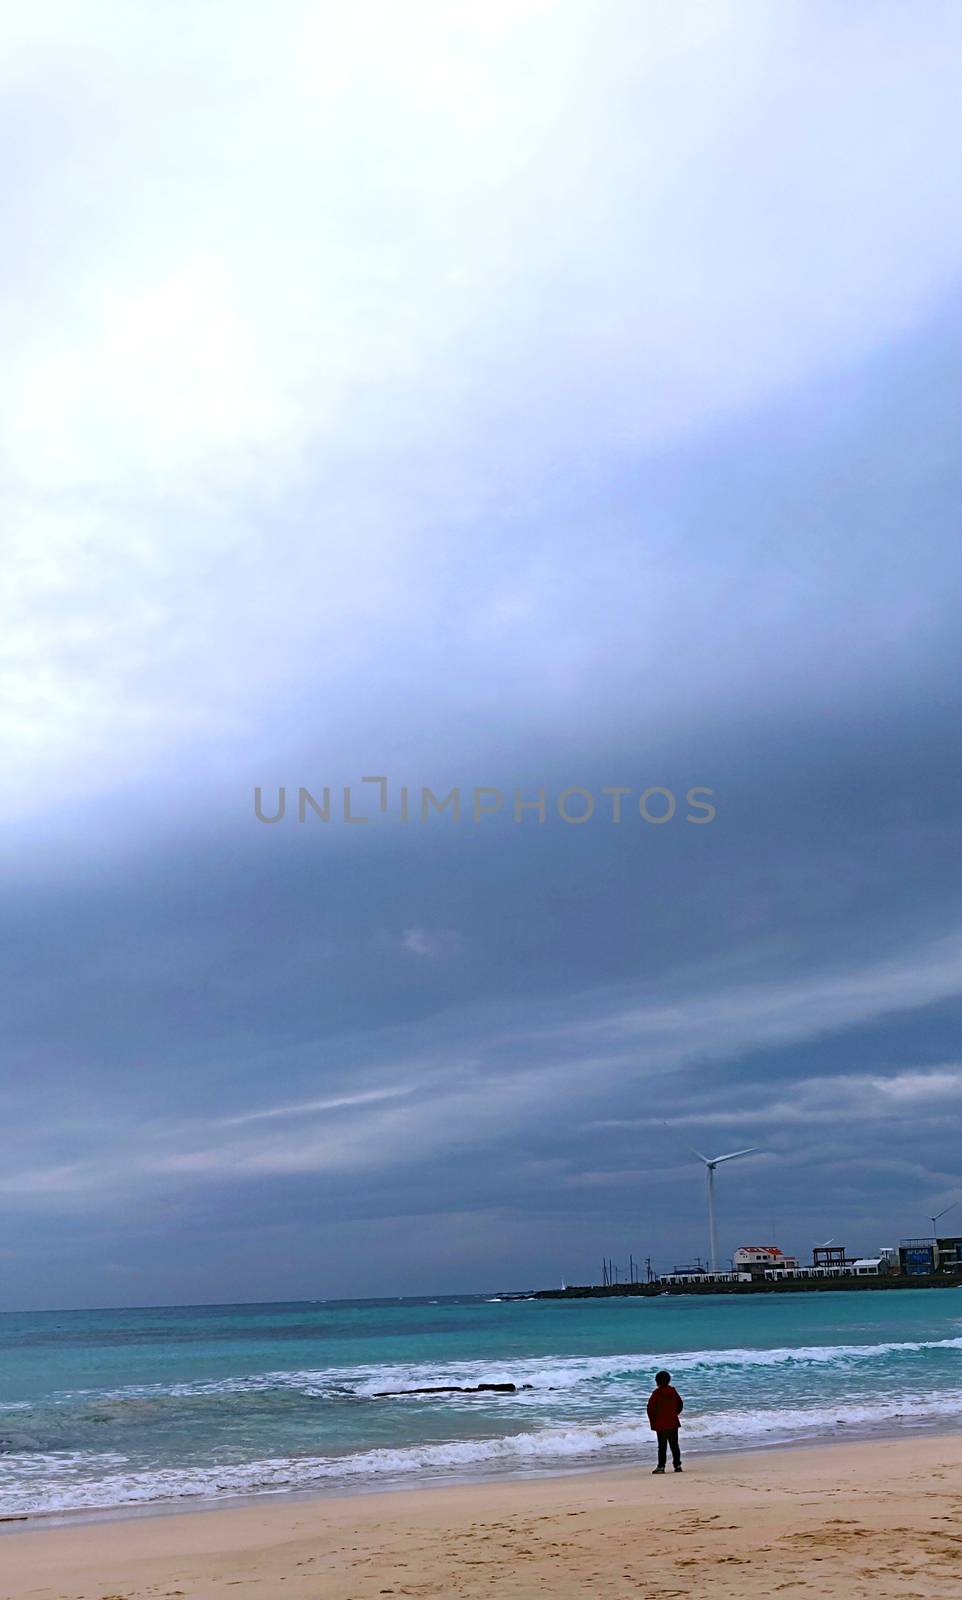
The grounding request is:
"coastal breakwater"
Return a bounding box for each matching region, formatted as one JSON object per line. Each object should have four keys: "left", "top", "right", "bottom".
{"left": 524, "top": 1273, "right": 962, "bottom": 1300}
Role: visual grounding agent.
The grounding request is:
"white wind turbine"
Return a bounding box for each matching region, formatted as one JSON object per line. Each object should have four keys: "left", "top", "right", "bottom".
{"left": 690, "top": 1147, "right": 759, "bottom": 1271}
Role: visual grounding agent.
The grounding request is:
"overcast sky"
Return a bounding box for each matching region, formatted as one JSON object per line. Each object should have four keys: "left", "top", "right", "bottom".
{"left": 3, "top": 1, "right": 962, "bottom": 1310}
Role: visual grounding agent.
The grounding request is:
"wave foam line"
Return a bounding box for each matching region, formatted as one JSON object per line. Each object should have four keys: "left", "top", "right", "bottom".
{"left": 5, "top": 1389, "right": 962, "bottom": 1516}
{"left": 56, "top": 1334, "right": 962, "bottom": 1405}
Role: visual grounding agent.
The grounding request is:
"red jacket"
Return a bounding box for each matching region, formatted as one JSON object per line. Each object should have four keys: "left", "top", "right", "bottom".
{"left": 647, "top": 1384, "right": 683, "bottom": 1432}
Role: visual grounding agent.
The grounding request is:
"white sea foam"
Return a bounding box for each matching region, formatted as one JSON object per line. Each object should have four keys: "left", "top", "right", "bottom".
{"left": 12, "top": 1331, "right": 960, "bottom": 1516}
{"left": 57, "top": 1333, "right": 962, "bottom": 1408}
{"left": 5, "top": 1388, "right": 962, "bottom": 1516}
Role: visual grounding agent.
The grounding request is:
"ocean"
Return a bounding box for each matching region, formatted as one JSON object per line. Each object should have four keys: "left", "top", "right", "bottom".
{"left": 2, "top": 1289, "right": 961, "bottom": 1518}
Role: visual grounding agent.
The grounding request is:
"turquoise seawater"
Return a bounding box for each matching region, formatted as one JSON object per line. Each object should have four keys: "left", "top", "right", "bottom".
{"left": 2, "top": 1289, "right": 961, "bottom": 1516}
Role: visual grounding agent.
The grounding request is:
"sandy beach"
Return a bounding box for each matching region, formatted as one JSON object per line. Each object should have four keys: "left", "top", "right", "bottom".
{"left": 4, "top": 1434, "right": 962, "bottom": 1599}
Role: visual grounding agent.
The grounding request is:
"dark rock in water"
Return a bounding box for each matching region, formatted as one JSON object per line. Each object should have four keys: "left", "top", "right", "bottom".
{"left": 371, "top": 1381, "right": 530, "bottom": 1397}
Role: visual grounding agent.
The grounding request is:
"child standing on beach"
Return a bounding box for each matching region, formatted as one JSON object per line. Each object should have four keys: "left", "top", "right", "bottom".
{"left": 647, "top": 1369, "right": 683, "bottom": 1473}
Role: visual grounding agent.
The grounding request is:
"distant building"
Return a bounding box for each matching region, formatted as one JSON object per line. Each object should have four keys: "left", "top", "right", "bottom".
{"left": 812, "top": 1244, "right": 848, "bottom": 1269}
{"left": 899, "top": 1239, "right": 937, "bottom": 1275}
{"left": 733, "top": 1245, "right": 799, "bottom": 1274}
{"left": 900, "top": 1237, "right": 962, "bottom": 1275}
{"left": 658, "top": 1270, "right": 751, "bottom": 1285}
{"left": 850, "top": 1257, "right": 885, "bottom": 1275}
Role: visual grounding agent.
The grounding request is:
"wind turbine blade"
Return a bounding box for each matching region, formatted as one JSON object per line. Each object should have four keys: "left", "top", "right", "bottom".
{"left": 711, "top": 1147, "right": 758, "bottom": 1165}
{"left": 687, "top": 1146, "right": 711, "bottom": 1164}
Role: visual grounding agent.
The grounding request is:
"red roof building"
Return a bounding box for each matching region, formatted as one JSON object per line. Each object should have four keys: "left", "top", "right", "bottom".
{"left": 733, "top": 1244, "right": 799, "bottom": 1270}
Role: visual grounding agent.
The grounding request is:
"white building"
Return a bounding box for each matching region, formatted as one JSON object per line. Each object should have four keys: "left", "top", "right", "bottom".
{"left": 658, "top": 1270, "right": 751, "bottom": 1286}
{"left": 850, "top": 1257, "right": 885, "bottom": 1275}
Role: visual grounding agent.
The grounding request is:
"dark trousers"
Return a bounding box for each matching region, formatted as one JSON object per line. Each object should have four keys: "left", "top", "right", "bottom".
{"left": 657, "top": 1428, "right": 681, "bottom": 1468}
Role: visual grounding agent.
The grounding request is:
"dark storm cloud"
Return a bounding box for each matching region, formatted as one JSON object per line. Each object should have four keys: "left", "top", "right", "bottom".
{"left": 3, "top": 3, "right": 962, "bottom": 1306}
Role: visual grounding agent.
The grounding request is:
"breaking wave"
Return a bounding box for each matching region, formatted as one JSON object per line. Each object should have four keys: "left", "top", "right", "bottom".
{"left": 5, "top": 1387, "right": 962, "bottom": 1516}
